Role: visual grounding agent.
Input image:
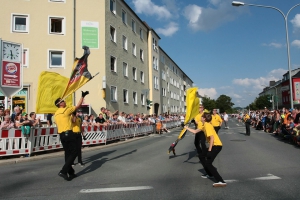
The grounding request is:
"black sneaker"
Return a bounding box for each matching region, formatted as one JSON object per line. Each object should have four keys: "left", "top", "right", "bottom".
{"left": 79, "top": 162, "right": 85, "bottom": 167}
{"left": 201, "top": 174, "right": 214, "bottom": 179}
{"left": 58, "top": 172, "right": 69, "bottom": 181}
{"left": 69, "top": 174, "right": 78, "bottom": 180}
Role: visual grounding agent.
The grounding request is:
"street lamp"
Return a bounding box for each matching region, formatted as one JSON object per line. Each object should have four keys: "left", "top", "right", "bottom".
{"left": 232, "top": 1, "right": 300, "bottom": 109}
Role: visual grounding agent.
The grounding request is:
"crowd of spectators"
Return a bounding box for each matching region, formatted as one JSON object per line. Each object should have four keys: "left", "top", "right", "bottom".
{"left": 0, "top": 106, "right": 42, "bottom": 137}
{"left": 234, "top": 107, "right": 300, "bottom": 146}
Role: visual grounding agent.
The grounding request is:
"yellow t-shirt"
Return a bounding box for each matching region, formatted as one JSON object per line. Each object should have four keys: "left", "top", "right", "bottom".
{"left": 244, "top": 114, "right": 250, "bottom": 122}
{"left": 194, "top": 112, "right": 204, "bottom": 131}
{"left": 211, "top": 114, "right": 222, "bottom": 127}
{"left": 54, "top": 106, "right": 76, "bottom": 133}
{"left": 203, "top": 122, "right": 222, "bottom": 146}
{"left": 72, "top": 117, "right": 82, "bottom": 133}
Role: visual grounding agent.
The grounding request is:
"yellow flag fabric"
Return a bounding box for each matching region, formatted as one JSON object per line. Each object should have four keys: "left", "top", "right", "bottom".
{"left": 61, "top": 51, "right": 92, "bottom": 99}
{"left": 184, "top": 87, "right": 200, "bottom": 124}
{"left": 35, "top": 71, "right": 73, "bottom": 114}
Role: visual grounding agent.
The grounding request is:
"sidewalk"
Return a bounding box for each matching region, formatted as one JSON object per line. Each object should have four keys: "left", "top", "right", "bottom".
{"left": 0, "top": 135, "right": 149, "bottom": 166}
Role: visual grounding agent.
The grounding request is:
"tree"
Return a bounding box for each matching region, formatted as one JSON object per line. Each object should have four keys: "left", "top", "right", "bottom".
{"left": 202, "top": 96, "right": 216, "bottom": 112}
{"left": 215, "top": 95, "right": 234, "bottom": 113}
{"left": 253, "top": 95, "right": 271, "bottom": 110}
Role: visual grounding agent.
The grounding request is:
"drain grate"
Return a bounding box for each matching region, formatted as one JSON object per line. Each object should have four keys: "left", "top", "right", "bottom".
{"left": 230, "top": 139, "right": 246, "bottom": 142}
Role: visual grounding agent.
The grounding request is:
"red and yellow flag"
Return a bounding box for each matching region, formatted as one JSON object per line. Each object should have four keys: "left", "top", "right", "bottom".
{"left": 61, "top": 47, "right": 92, "bottom": 99}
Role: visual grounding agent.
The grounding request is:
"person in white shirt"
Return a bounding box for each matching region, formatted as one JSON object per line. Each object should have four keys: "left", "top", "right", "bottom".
{"left": 117, "top": 112, "right": 127, "bottom": 125}
{"left": 223, "top": 112, "right": 229, "bottom": 129}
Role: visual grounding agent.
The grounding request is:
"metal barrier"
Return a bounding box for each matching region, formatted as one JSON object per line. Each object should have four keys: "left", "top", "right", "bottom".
{"left": 0, "top": 120, "right": 180, "bottom": 157}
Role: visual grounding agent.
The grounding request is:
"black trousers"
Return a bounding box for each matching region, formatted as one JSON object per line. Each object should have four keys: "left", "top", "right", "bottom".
{"left": 75, "top": 133, "right": 83, "bottom": 163}
{"left": 204, "top": 146, "right": 225, "bottom": 182}
{"left": 245, "top": 122, "right": 250, "bottom": 135}
{"left": 60, "top": 131, "right": 78, "bottom": 175}
{"left": 214, "top": 126, "right": 220, "bottom": 134}
{"left": 194, "top": 131, "right": 208, "bottom": 172}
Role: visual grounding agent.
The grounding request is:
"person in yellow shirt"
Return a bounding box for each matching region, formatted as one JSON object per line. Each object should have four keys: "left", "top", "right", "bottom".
{"left": 244, "top": 111, "right": 251, "bottom": 136}
{"left": 55, "top": 91, "right": 89, "bottom": 181}
{"left": 211, "top": 109, "right": 222, "bottom": 134}
{"left": 72, "top": 110, "right": 86, "bottom": 167}
{"left": 185, "top": 113, "right": 226, "bottom": 187}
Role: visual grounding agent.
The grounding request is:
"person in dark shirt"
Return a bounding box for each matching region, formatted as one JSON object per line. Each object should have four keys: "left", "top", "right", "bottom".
{"left": 95, "top": 113, "right": 107, "bottom": 126}
{"left": 47, "top": 113, "right": 53, "bottom": 126}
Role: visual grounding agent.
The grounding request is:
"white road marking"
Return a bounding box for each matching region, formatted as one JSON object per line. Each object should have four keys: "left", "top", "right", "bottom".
{"left": 80, "top": 186, "right": 153, "bottom": 193}
{"left": 250, "top": 174, "right": 281, "bottom": 181}
{"left": 224, "top": 179, "right": 238, "bottom": 183}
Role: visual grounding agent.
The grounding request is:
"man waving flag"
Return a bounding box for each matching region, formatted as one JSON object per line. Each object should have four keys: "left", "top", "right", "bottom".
{"left": 168, "top": 87, "right": 199, "bottom": 155}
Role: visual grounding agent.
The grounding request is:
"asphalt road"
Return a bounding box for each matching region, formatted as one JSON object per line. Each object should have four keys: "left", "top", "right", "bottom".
{"left": 1, "top": 118, "right": 300, "bottom": 200}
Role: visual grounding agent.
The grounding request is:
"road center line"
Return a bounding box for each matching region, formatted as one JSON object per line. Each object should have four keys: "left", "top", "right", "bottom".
{"left": 80, "top": 186, "right": 153, "bottom": 193}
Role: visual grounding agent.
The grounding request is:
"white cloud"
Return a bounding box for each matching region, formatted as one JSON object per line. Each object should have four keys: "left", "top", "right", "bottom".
{"left": 232, "top": 68, "right": 286, "bottom": 90}
{"left": 183, "top": 1, "right": 238, "bottom": 31}
{"left": 232, "top": 93, "right": 242, "bottom": 99}
{"left": 291, "top": 40, "right": 300, "bottom": 48}
{"left": 156, "top": 22, "right": 179, "bottom": 37}
{"left": 132, "top": 0, "right": 172, "bottom": 20}
{"left": 262, "top": 42, "right": 283, "bottom": 48}
{"left": 291, "top": 14, "right": 300, "bottom": 28}
{"left": 198, "top": 88, "right": 218, "bottom": 99}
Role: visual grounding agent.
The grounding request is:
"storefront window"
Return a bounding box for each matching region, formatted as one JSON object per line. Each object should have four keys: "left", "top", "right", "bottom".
{"left": 0, "top": 89, "right": 28, "bottom": 112}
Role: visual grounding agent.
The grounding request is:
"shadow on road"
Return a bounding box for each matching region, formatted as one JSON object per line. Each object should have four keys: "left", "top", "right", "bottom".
{"left": 76, "top": 149, "right": 137, "bottom": 176}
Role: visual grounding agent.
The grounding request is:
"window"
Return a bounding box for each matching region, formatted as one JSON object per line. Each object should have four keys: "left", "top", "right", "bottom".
{"left": 111, "top": 86, "right": 117, "bottom": 102}
{"left": 123, "top": 62, "right": 128, "bottom": 77}
{"left": 49, "top": 50, "right": 65, "bottom": 68}
{"left": 49, "top": 17, "right": 65, "bottom": 34}
{"left": 110, "top": 26, "right": 116, "bottom": 42}
{"left": 110, "top": 56, "right": 117, "bottom": 72}
{"left": 154, "top": 76, "right": 159, "bottom": 90}
{"left": 153, "top": 56, "right": 158, "bottom": 70}
{"left": 140, "top": 49, "right": 144, "bottom": 61}
{"left": 132, "top": 19, "right": 136, "bottom": 33}
{"left": 132, "top": 67, "right": 137, "bottom": 80}
{"left": 23, "top": 48, "right": 29, "bottom": 68}
{"left": 133, "top": 91, "right": 137, "bottom": 104}
{"left": 122, "top": 35, "right": 127, "bottom": 50}
{"left": 140, "top": 28, "right": 143, "bottom": 40}
{"left": 132, "top": 43, "right": 136, "bottom": 56}
{"left": 12, "top": 14, "right": 29, "bottom": 33}
{"left": 123, "top": 89, "right": 128, "bottom": 103}
{"left": 110, "top": 0, "right": 116, "bottom": 14}
{"left": 153, "top": 38, "right": 157, "bottom": 51}
{"left": 140, "top": 71, "right": 144, "bottom": 83}
{"left": 122, "top": 9, "right": 127, "bottom": 24}
{"left": 141, "top": 94, "right": 145, "bottom": 105}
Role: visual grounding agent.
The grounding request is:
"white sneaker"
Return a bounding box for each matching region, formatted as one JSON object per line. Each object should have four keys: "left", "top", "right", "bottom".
{"left": 213, "top": 182, "right": 227, "bottom": 187}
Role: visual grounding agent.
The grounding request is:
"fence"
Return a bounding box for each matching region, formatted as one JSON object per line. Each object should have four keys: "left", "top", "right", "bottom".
{"left": 0, "top": 120, "right": 180, "bottom": 157}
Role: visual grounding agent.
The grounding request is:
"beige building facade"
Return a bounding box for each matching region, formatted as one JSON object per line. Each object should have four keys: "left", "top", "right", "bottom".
{"left": 0, "top": 0, "right": 193, "bottom": 116}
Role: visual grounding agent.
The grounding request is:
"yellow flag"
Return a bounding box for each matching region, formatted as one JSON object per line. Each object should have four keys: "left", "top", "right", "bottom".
{"left": 35, "top": 71, "right": 73, "bottom": 114}
{"left": 184, "top": 87, "right": 199, "bottom": 124}
{"left": 61, "top": 48, "right": 92, "bottom": 99}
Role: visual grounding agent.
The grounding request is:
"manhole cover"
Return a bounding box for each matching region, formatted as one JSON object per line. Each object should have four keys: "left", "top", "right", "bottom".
{"left": 230, "top": 139, "right": 246, "bottom": 142}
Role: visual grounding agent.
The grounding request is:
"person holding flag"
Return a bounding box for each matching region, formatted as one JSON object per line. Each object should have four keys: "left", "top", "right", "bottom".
{"left": 185, "top": 113, "right": 226, "bottom": 187}
{"left": 55, "top": 91, "right": 89, "bottom": 181}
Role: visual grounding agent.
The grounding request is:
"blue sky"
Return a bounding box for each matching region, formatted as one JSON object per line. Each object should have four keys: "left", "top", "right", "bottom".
{"left": 125, "top": 0, "right": 300, "bottom": 108}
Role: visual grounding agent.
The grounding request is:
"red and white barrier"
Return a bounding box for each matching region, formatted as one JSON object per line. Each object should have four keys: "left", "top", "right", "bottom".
{"left": 0, "top": 128, "right": 30, "bottom": 156}
{"left": 0, "top": 120, "right": 180, "bottom": 157}
{"left": 31, "top": 127, "right": 62, "bottom": 153}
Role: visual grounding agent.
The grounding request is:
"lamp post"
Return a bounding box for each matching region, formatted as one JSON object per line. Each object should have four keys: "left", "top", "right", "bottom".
{"left": 232, "top": 1, "right": 300, "bottom": 109}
